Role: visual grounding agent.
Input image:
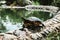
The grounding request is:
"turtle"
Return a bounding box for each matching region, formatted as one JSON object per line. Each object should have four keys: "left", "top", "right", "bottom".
{"left": 21, "top": 17, "right": 45, "bottom": 32}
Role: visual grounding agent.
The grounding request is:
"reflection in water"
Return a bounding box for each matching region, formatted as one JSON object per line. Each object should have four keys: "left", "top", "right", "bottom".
{"left": 0, "top": 9, "right": 53, "bottom": 33}
{"left": 2, "top": 16, "right": 22, "bottom": 31}
{"left": 0, "top": 16, "right": 22, "bottom": 32}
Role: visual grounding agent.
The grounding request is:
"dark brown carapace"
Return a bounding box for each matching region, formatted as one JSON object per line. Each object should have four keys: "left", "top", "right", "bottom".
{"left": 21, "top": 17, "right": 45, "bottom": 32}
{"left": 23, "top": 20, "right": 43, "bottom": 28}
{"left": 23, "top": 20, "right": 45, "bottom": 33}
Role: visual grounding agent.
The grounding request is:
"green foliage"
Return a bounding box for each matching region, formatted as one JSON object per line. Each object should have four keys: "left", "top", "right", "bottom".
{"left": 31, "top": 0, "right": 40, "bottom": 5}
{"left": 46, "top": 31, "right": 60, "bottom": 40}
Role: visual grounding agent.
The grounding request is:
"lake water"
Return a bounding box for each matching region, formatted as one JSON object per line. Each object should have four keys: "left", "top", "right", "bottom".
{"left": 0, "top": 9, "right": 53, "bottom": 33}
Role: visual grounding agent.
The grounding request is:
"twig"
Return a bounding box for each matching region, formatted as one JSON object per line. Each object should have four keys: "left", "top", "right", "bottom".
{"left": 0, "top": 5, "right": 59, "bottom": 13}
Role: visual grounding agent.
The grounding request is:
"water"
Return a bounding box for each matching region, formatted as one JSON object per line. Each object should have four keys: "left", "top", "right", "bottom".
{"left": 0, "top": 9, "right": 53, "bottom": 33}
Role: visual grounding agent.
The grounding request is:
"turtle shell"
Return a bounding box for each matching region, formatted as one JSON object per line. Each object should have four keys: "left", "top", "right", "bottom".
{"left": 26, "top": 17, "right": 42, "bottom": 22}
